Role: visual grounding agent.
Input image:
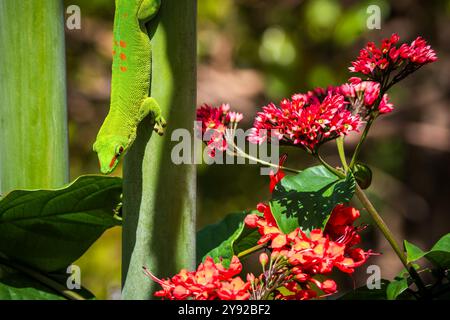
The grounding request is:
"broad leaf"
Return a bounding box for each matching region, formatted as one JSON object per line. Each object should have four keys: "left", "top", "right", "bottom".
{"left": 0, "top": 262, "right": 95, "bottom": 300}
{"left": 339, "top": 279, "right": 390, "bottom": 300}
{"left": 404, "top": 234, "right": 450, "bottom": 269}
{"left": 386, "top": 266, "right": 419, "bottom": 300}
{"left": 404, "top": 240, "right": 426, "bottom": 264}
{"left": 198, "top": 212, "right": 261, "bottom": 267}
{"left": 426, "top": 233, "right": 450, "bottom": 269}
{"left": 0, "top": 175, "right": 122, "bottom": 272}
{"left": 386, "top": 276, "right": 409, "bottom": 300}
{"left": 270, "top": 166, "right": 355, "bottom": 234}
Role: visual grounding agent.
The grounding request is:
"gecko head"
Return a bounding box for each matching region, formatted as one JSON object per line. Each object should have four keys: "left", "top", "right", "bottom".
{"left": 93, "top": 136, "right": 128, "bottom": 174}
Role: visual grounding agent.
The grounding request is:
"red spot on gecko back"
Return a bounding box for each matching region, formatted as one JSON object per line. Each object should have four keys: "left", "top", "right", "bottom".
{"left": 112, "top": 50, "right": 116, "bottom": 55}
{"left": 120, "top": 40, "right": 127, "bottom": 48}
{"left": 120, "top": 66, "right": 127, "bottom": 72}
{"left": 120, "top": 53, "right": 126, "bottom": 60}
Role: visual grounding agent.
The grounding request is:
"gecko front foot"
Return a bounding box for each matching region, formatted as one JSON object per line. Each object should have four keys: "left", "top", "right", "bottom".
{"left": 153, "top": 116, "right": 167, "bottom": 136}
{"left": 139, "top": 97, "right": 167, "bottom": 136}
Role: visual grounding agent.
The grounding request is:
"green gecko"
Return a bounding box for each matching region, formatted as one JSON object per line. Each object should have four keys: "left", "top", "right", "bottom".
{"left": 93, "top": 0, "right": 166, "bottom": 174}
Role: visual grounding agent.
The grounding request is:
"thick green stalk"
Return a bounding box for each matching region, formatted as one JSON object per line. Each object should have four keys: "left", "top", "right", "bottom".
{"left": 0, "top": 0, "right": 69, "bottom": 194}
{"left": 122, "top": 0, "right": 197, "bottom": 299}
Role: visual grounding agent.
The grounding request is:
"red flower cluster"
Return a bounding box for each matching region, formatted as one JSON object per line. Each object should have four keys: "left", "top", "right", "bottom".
{"left": 248, "top": 92, "right": 361, "bottom": 153}
{"left": 196, "top": 103, "right": 243, "bottom": 158}
{"left": 244, "top": 203, "right": 372, "bottom": 299}
{"left": 340, "top": 78, "right": 394, "bottom": 115}
{"left": 144, "top": 256, "right": 250, "bottom": 300}
{"left": 349, "top": 33, "right": 437, "bottom": 78}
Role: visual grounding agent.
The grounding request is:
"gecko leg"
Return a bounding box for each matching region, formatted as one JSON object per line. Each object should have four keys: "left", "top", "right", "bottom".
{"left": 137, "top": 0, "right": 161, "bottom": 23}
{"left": 139, "top": 97, "right": 167, "bottom": 136}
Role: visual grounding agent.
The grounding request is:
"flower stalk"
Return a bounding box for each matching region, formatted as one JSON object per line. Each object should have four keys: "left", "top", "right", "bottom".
{"left": 237, "top": 243, "right": 267, "bottom": 259}
{"left": 349, "top": 115, "right": 376, "bottom": 169}
{"left": 337, "top": 123, "right": 429, "bottom": 298}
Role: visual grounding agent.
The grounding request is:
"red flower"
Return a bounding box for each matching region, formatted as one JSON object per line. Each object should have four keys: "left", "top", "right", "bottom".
{"left": 248, "top": 92, "right": 361, "bottom": 153}
{"left": 196, "top": 103, "right": 243, "bottom": 158}
{"left": 145, "top": 255, "right": 250, "bottom": 300}
{"left": 378, "top": 93, "right": 394, "bottom": 114}
{"left": 339, "top": 79, "right": 394, "bottom": 116}
{"left": 216, "top": 277, "right": 251, "bottom": 300}
{"left": 245, "top": 204, "right": 281, "bottom": 245}
{"left": 350, "top": 34, "right": 437, "bottom": 82}
{"left": 243, "top": 203, "right": 373, "bottom": 300}
{"left": 269, "top": 154, "right": 287, "bottom": 192}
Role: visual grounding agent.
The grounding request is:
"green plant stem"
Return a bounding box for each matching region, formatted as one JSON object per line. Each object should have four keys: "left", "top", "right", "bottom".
{"left": 231, "top": 143, "right": 300, "bottom": 174}
{"left": 349, "top": 116, "right": 376, "bottom": 169}
{"left": 336, "top": 137, "right": 348, "bottom": 172}
{"left": 336, "top": 135, "right": 429, "bottom": 297}
{"left": 237, "top": 243, "right": 267, "bottom": 259}
{"left": 122, "top": 0, "right": 197, "bottom": 299}
{"left": 355, "top": 185, "right": 428, "bottom": 297}
{"left": 354, "top": 185, "right": 408, "bottom": 268}
{"left": 0, "top": 257, "right": 85, "bottom": 300}
{"left": 0, "top": 0, "right": 69, "bottom": 194}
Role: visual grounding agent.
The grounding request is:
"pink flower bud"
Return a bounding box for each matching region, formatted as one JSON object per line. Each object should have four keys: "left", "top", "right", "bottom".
{"left": 259, "top": 253, "right": 269, "bottom": 267}
{"left": 349, "top": 77, "right": 362, "bottom": 85}
{"left": 321, "top": 279, "right": 337, "bottom": 294}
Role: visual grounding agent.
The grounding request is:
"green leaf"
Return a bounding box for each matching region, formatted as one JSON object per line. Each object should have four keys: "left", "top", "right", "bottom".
{"left": 427, "top": 233, "right": 450, "bottom": 269}
{"left": 0, "top": 175, "right": 122, "bottom": 272}
{"left": 404, "top": 240, "right": 426, "bottom": 264}
{"left": 387, "top": 276, "right": 409, "bottom": 300}
{"left": 269, "top": 166, "right": 355, "bottom": 234}
{"left": 197, "top": 212, "right": 261, "bottom": 267}
{"left": 404, "top": 234, "right": 450, "bottom": 269}
{"left": 0, "top": 262, "right": 95, "bottom": 300}
{"left": 386, "top": 266, "right": 419, "bottom": 300}
{"left": 339, "top": 280, "right": 390, "bottom": 300}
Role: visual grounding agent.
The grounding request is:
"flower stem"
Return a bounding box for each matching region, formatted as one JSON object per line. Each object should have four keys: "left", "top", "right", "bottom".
{"left": 336, "top": 136, "right": 349, "bottom": 173}
{"left": 322, "top": 143, "right": 429, "bottom": 298}
{"left": 230, "top": 142, "right": 300, "bottom": 174}
{"left": 354, "top": 185, "right": 429, "bottom": 298}
{"left": 354, "top": 185, "right": 408, "bottom": 268}
{"left": 349, "top": 116, "right": 376, "bottom": 168}
{"left": 237, "top": 243, "right": 267, "bottom": 259}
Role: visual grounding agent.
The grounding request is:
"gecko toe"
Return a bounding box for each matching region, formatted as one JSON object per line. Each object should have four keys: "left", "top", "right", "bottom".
{"left": 159, "top": 117, "right": 167, "bottom": 128}
{"left": 153, "top": 123, "right": 165, "bottom": 136}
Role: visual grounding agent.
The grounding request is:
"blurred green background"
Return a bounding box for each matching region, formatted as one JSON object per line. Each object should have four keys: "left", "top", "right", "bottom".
{"left": 64, "top": 0, "right": 450, "bottom": 299}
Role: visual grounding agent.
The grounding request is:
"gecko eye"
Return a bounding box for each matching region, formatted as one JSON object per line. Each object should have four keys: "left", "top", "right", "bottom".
{"left": 116, "top": 146, "right": 125, "bottom": 156}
